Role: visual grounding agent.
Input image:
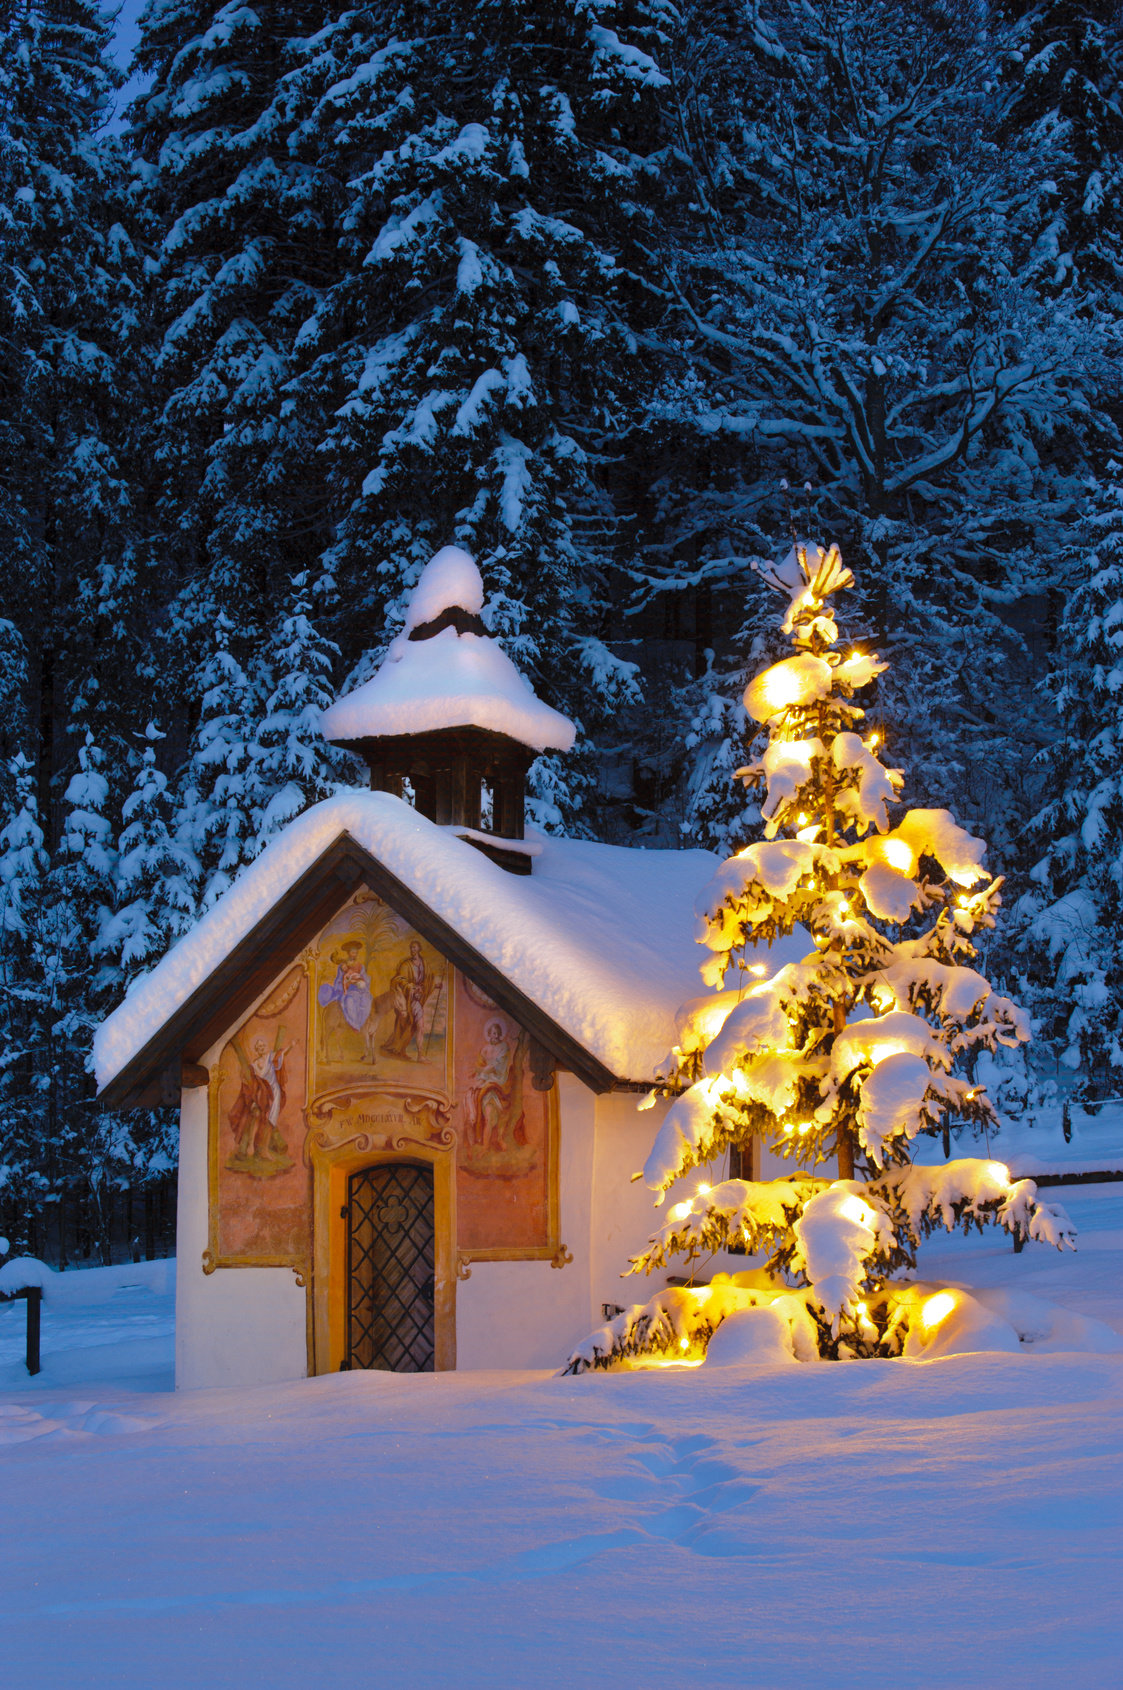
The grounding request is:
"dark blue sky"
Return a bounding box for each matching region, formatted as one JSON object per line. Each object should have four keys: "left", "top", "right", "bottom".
{"left": 101, "top": 0, "right": 148, "bottom": 129}
{"left": 104, "top": 0, "right": 145, "bottom": 69}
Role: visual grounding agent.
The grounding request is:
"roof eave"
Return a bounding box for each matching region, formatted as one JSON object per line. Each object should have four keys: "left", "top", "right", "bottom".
{"left": 98, "top": 830, "right": 621, "bottom": 1110}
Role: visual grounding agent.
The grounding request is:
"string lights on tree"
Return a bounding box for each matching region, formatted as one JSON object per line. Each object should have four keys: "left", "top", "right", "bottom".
{"left": 569, "top": 539, "right": 1075, "bottom": 1371}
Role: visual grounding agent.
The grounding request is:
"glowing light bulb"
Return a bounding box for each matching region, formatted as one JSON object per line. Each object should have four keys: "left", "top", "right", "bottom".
{"left": 679, "top": 1337, "right": 691, "bottom": 1352}
{"left": 957, "top": 895, "right": 971, "bottom": 909}
{"left": 984, "top": 1161, "right": 1010, "bottom": 1189}
{"left": 881, "top": 837, "right": 914, "bottom": 873}
{"left": 747, "top": 963, "right": 767, "bottom": 976}
{"left": 697, "top": 1183, "right": 712, "bottom": 1197}
{"left": 868, "top": 732, "right": 880, "bottom": 749}
{"left": 797, "top": 814, "right": 808, "bottom": 826}
{"left": 669, "top": 1200, "right": 693, "bottom": 1224}
{"left": 920, "top": 1291, "right": 956, "bottom": 1331}
{"left": 838, "top": 1195, "right": 875, "bottom": 1229}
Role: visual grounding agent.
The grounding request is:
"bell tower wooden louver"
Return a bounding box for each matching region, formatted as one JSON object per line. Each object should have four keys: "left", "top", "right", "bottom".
{"left": 320, "top": 547, "right": 576, "bottom": 875}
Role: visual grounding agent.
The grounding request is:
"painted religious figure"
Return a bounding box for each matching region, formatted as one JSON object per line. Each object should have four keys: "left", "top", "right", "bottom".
{"left": 311, "top": 894, "right": 449, "bottom": 1099}
{"left": 212, "top": 968, "right": 311, "bottom": 1264}
{"left": 317, "top": 940, "right": 374, "bottom": 1060}
{"left": 226, "top": 1027, "right": 295, "bottom": 1177}
{"left": 453, "top": 976, "right": 553, "bottom": 1254}
{"left": 383, "top": 940, "right": 439, "bottom": 1062}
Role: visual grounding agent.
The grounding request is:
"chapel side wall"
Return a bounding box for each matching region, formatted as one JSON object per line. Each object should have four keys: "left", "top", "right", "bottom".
{"left": 175, "top": 1084, "right": 307, "bottom": 1391}
{"left": 590, "top": 1091, "right": 748, "bottom": 1306}
{"left": 590, "top": 1090, "right": 672, "bottom": 1313}
{"left": 455, "top": 1071, "right": 596, "bottom": 1368}
{"left": 590, "top": 1096, "right": 839, "bottom": 1299}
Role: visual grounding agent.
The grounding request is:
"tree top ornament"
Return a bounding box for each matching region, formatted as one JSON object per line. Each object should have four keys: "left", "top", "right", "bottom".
{"left": 567, "top": 540, "right": 1075, "bottom": 1371}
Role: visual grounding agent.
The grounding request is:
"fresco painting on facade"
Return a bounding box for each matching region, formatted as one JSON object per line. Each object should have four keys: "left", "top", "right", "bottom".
{"left": 211, "top": 968, "right": 312, "bottom": 1265}
{"left": 312, "top": 892, "right": 450, "bottom": 1101}
{"left": 454, "top": 974, "right": 555, "bottom": 1256}
{"left": 208, "top": 894, "right": 557, "bottom": 1290}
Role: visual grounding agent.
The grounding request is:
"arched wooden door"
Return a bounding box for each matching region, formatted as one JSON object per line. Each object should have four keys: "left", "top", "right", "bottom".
{"left": 345, "top": 1162, "right": 436, "bottom": 1371}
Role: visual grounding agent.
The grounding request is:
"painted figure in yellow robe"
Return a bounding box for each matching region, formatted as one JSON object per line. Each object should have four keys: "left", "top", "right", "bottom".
{"left": 382, "top": 941, "right": 438, "bottom": 1061}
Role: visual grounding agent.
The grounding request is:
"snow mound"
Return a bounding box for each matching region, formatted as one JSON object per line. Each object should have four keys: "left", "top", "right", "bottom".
{"left": 896, "top": 1282, "right": 1121, "bottom": 1362}
{"left": 403, "top": 545, "right": 484, "bottom": 631}
{"left": 905, "top": 1289, "right": 1021, "bottom": 1359}
{"left": 703, "top": 1306, "right": 797, "bottom": 1367}
{"left": 321, "top": 625, "right": 575, "bottom": 752}
{"left": 0, "top": 1401, "right": 159, "bottom": 1445}
{"left": 971, "top": 1287, "right": 1123, "bottom": 1356}
{"left": 94, "top": 793, "right": 719, "bottom": 1089}
{"left": 0, "top": 1256, "right": 54, "bottom": 1296}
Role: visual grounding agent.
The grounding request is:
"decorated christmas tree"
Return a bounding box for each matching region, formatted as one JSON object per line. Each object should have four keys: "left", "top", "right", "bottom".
{"left": 569, "top": 541, "right": 1075, "bottom": 1369}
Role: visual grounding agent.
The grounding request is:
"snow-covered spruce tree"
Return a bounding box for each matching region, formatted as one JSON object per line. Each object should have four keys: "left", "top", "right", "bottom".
{"left": 0, "top": 754, "right": 51, "bottom": 1243}
{"left": 173, "top": 612, "right": 265, "bottom": 913}
{"left": 99, "top": 723, "right": 198, "bottom": 986}
{"left": 172, "top": 579, "right": 352, "bottom": 909}
{"left": 0, "top": 730, "right": 137, "bottom": 1263}
{"left": 1015, "top": 474, "right": 1123, "bottom": 1097}
{"left": 633, "top": 0, "right": 1097, "bottom": 859}
{"left": 995, "top": 0, "right": 1123, "bottom": 318}
{"left": 568, "top": 541, "right": 1074, "bottom": 1369}
{"left": 288, "top": 0, "right": 675, "bottom": 829}
{"left": 0, "top": 0, "right": 146, "bottom": 817}
{"left": 248, "top": 572, "right": 355, "bottom": 854}
{"left": 128, "top": 0, "right": 334, "bottom": 658}
{"left": 40, "top": 728, "right": 130, "bottom": 1264}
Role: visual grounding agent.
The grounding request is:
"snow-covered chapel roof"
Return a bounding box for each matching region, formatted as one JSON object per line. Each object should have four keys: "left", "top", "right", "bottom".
{"left": 94, "top": 792, "right": 721, "bottom": 1099}
{"left": 320, "top": 546, "right": 576, "bottom": 753}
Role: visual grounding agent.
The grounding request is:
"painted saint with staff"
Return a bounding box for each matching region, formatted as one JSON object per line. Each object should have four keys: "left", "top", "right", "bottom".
{"left": 383, "top": 939, "right": 441, "bottom": 1062}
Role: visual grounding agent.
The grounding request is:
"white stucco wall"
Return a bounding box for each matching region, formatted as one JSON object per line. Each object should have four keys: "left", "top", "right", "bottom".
{"left": 589, "top": 1098, "right": 842, "bottom": 1296}
{"left": 588, "top": 1096, "right": 755, "bottom": 1301}
{"left": 175, "top": 1085, "right": 307, "bottom": 1391}
{"left": 589, "top": 1090, "right": 666, "bottom": 1315}
{"left": 455, "top": 1072, "right": 596, "bottom": 1368}
{"left": 174, "top": 1053, "right": 821, "bottom": 1384}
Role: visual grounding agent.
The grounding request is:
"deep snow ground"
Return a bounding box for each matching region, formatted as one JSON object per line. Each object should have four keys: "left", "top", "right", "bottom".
{"left": 2, "top": 1188, "right": 1121, "bottom": 1690}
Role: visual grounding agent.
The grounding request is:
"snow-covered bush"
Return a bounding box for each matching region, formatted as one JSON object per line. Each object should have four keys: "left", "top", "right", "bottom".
{"left": 568, "top": 541, "right": 1074, "bottom": 1372}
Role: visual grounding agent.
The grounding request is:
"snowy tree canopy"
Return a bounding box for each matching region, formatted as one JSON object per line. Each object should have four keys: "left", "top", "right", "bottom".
{"left": 570, "top": 538, "right": 1074, "bottom": 1370}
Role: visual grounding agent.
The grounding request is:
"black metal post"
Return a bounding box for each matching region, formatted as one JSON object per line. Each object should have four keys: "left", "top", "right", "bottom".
{"left": 25, "top": 1286, "right": 40, "bottom": 1375}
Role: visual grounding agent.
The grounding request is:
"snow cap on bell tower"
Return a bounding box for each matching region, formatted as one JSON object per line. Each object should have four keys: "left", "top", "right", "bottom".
{"left": 320, "top": 546, "right": 574, "bottom": 855}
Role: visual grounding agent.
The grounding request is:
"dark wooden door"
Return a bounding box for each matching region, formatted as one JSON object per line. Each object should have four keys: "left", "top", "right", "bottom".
{"left": 346, "top": 1162, "right": 436, "bottom": 1371}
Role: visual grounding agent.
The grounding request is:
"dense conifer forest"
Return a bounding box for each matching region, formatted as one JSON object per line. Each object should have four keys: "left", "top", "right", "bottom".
{"left": 0, "top": 0, "right": 1119, "bottom": 1261}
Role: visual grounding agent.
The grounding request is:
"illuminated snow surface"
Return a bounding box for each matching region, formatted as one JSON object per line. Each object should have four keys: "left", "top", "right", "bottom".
{"left": 2, "top": 1180, "right": 1121, "bottom": 1688}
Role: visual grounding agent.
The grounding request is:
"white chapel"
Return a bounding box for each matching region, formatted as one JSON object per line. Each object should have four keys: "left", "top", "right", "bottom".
{"left": 94, "top": 547, "right": 777, "bottom": 1388}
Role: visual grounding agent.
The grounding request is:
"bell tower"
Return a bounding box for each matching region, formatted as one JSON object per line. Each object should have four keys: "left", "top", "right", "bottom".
{"left": 320, "top": 547, "right": 575, "bottom": 874}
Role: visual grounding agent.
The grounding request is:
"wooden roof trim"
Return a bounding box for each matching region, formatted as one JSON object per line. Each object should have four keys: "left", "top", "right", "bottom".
{"left": 98, "top": 831, "right": 620, "bottom": 1108}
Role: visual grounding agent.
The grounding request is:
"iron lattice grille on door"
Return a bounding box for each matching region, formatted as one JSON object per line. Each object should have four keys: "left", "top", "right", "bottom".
{"left": 346, "top": 1163, "right": 436, "bottom": 1372}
